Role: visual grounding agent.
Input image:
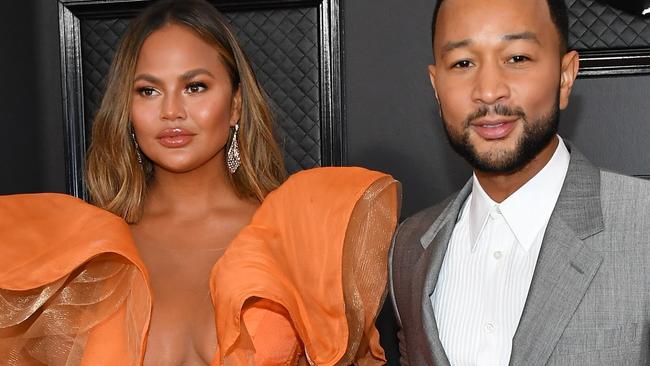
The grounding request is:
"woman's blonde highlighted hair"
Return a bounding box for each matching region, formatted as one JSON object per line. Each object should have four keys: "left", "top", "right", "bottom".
{"left": 86, "top": 0, "right": 286, "bottom": 223}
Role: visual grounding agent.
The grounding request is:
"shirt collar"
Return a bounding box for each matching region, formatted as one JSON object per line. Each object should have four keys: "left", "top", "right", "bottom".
{"left": 467, "top": 136, "right": 570, "bottom": 252}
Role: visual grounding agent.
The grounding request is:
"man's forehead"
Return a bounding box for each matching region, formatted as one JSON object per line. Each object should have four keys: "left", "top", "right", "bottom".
{"left": 434, "top": 0, "right": 554, "bottom": 45}
{"left": 437, "top": 0, "right": 548, "bottom": 13}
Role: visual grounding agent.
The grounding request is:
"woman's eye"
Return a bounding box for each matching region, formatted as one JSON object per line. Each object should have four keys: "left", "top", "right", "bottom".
{"left": 452, "top": 60, "right": 473, "bottom": 69}
{"left": 137, "top": 87, "right": 159, "bottom": 97}
{"left": 186, "top": 82, "right": 207, "bottom": 94}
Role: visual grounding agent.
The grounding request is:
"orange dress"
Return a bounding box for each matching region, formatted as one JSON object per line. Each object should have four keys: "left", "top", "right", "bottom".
{"left": 0, "top": 167, "right": 400, "bottom": 365}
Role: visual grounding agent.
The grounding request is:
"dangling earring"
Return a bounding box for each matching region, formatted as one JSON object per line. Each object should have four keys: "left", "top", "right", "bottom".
{"left": 227, "top": 123, "right": 241, "bottom": 174}
{"left": 130, "top": 128, "right": 143, "bottom": 165}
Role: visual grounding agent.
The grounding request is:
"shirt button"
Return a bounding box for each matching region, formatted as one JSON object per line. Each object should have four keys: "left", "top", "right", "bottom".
{"left": 484, "top": 322, "right": 496, "bottom": 333}
{"left": 493, "top": 251, "right": 503, "bottom": 259}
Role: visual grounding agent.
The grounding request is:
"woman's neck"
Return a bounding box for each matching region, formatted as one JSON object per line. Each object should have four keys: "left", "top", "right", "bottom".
{"left": 144, "top": 159, "right": 241, "bottom": 218}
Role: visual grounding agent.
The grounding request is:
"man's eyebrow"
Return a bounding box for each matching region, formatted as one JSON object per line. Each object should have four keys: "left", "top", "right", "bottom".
{"left": 502, "top": 31, "right": 540, "bottom": 44}
{"left": 441, "top": 39, "right": 472, "bottom": 54}
{"left": 440, "top": 32, "right": 541, "bottom": 55}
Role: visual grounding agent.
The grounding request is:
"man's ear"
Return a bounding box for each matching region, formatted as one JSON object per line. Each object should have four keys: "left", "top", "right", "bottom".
{"left": 428, "top": 64, "right": 439, "bottom": 102}
{"left": 559, "top": 50, "right": 579, "bottom": 110}
{"left": 230, "top": 85, "right": 242, "bottom": 126}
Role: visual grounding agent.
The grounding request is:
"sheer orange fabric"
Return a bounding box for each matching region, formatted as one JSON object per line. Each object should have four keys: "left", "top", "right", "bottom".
{"left": 0, "top": 167, "right": 400, "bottom": 366}
{"left": 211, "top": 167, "right": 400, "bottom": 365}
{"left": 0, "top": 194, "right": 151, "bottom": 366}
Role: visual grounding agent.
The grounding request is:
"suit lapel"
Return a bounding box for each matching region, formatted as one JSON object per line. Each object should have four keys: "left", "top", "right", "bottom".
{"left": 411, "top": 181, "right": 471, "bottom": 365}
{"left": 510, "top": 143, "right": 605, "bottom": 366}
{"left": 509, "top": 216, "right": 602, "bottom": 365}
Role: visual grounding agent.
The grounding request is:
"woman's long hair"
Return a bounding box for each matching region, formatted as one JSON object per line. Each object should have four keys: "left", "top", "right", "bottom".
{"left": 85, "top": 0, "right": 286, "bottom": 223}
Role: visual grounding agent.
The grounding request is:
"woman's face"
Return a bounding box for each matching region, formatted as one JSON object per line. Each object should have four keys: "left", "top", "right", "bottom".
{"left": 131, "top": 24, "right": 241, "bottom": 174}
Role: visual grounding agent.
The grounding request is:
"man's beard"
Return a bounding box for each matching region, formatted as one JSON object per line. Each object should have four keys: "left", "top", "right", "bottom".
{"left": 441, "top": 100, "right": 560, "bottom": 174}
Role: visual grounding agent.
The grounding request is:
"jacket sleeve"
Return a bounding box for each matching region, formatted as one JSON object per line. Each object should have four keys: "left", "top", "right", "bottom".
{"left": 389, "top": 221, "right": 410, "bottom": 366}
{"left": 397, "top": 327, "right": 410, "bottom": 366}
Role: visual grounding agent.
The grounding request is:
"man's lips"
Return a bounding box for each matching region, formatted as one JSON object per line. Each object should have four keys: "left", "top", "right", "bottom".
{"left": 156, "top": 128, "right": 196, "bottom": 148}
{"left": 470, "top": 117, "right": 519, "bottom": 140}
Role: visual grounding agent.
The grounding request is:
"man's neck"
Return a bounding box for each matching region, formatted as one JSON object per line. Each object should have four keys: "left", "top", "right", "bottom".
{"left": 475, "top": 136, "right": 559, "bottom": 203}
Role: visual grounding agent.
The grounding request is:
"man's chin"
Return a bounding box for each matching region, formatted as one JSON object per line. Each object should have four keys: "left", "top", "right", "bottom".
{"left": 472, "top": 152, "right": 519, "bottom": 172}
{"left": 461, "top": 136, "right": 524, "bottom": 173}
{"left": 468, "top": 135, "right": 519, "bottom": 156}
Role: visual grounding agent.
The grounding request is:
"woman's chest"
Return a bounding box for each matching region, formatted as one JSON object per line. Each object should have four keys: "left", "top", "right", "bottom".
{"left": 130, "top": 215, "right": 249, "bottom": 365}
{"left": 136, "top": 238, "right": 228, "bottom": 366}
{"left": 143, "top": 282, "right": 217, "bottom": 366}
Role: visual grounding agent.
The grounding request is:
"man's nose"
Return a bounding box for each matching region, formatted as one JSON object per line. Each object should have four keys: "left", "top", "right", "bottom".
{"left": 471, "top": 62, "right": 510, "bottom": 106}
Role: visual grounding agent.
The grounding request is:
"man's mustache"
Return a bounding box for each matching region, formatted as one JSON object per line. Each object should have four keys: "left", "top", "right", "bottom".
{"left": 464, "top": 104, "right": 526, "bottom": 127}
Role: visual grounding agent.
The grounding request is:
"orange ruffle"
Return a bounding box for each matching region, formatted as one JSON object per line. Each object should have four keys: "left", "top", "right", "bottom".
{"left": 0, "top": 167, "right": 400, "bottom": 366}
{"left": 0, "top": 194, "right": 151, "bottom": 365}
{"left": 211, "top": 167, "right": 400, "bottom": 365}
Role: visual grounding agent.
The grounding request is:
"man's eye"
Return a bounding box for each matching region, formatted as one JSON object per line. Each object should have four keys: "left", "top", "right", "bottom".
{"left": 508, "top": 55, "right": 530, "bottom": 63}
{"left": 452, "top": 60, "right": 473, "bottom": 69}
{"left": 186, "top": 82, "right": 207, "bottom": 94}
{"left": 137, "top": 87, "right": 159, "bottom": 97}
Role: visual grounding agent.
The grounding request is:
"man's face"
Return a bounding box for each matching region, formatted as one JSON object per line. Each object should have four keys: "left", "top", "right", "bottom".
{"left": 430, "top": 0, "right": 578, "bottom": 173}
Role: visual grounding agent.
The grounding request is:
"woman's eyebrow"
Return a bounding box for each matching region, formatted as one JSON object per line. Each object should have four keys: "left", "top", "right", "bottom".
{"left": 180, "top": 68, "right": 215, "bottom": 80}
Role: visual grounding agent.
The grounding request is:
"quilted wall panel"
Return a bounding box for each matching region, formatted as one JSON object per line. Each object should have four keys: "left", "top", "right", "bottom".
{"left": 80, "top": 7, "right": 321, "bottom": 174}
{"left": 568, "top": 0, "right": 650, "bottom": 50}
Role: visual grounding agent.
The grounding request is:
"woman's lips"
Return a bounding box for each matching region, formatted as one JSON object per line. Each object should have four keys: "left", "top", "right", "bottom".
{"left": 471, "top": 118, "right": 518, "bottom": 140}
{"left": 156, "top": 128, "right": 196, "bottom": 148}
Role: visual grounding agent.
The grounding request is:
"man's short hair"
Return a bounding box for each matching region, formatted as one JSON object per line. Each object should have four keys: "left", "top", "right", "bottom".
{"left": 431, "top": 0, "right": 569, "bottom": 53}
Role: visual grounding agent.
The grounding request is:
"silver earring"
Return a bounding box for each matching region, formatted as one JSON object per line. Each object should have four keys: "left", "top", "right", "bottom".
{"left": 131, "top": 129, "right": 143, "bottom": 165}
{"left": 227, "top": 123, "right": 241, "bottom": 174}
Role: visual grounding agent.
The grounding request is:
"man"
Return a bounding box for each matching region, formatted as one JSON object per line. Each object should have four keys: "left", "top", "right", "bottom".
{"left": 389, "top": 0, "right": 650, "bottom": 365}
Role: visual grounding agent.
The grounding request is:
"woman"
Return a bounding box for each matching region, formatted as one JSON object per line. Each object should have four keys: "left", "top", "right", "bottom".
{"left": 0, "top": 1, "right": 400, "bottom": 365}
{"left": 85, "top": 0, "right": 284, "bottom": 363}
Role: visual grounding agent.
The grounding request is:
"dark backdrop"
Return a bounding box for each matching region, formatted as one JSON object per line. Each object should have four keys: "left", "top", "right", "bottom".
{"left": 3, "top": 0, "right": 650, "bottom": 364}
{"left": 1, "top": 0, "right": 65, "bottom": 194}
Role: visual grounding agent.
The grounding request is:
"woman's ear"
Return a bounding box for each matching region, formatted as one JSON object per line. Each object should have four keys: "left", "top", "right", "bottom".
{"left": 230, "top": 85, "right": 242, "bottom": 126}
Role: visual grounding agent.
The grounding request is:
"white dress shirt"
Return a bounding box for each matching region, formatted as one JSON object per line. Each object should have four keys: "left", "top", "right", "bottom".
{"left": 431, "top": 137, "right": 570, "bottom": 366}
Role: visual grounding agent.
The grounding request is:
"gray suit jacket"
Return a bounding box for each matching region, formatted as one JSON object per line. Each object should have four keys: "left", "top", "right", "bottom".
{"left": 389, "top": 143, "right": 650, "bottom": 365}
